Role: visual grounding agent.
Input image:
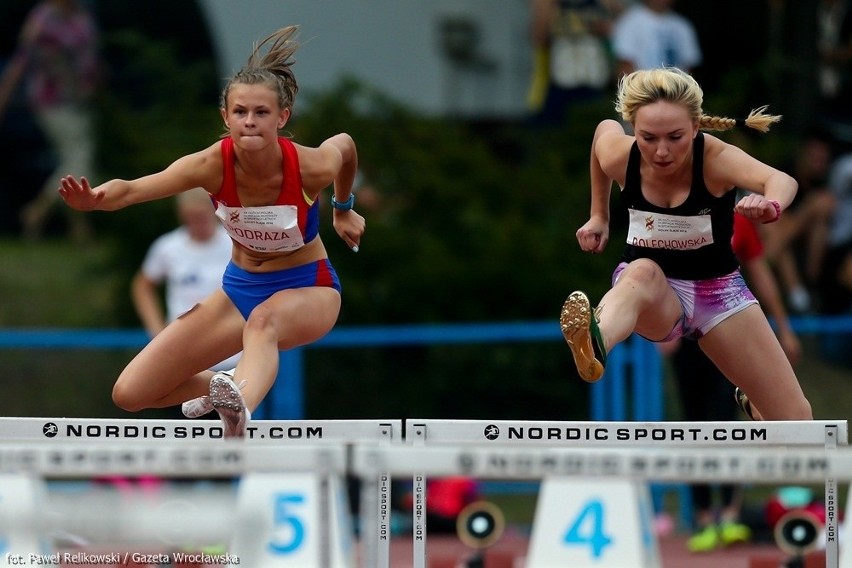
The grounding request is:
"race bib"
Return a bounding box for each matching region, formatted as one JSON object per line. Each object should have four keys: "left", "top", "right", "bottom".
{"left": 626, "top": 208, "right": 714, "bottom": 251}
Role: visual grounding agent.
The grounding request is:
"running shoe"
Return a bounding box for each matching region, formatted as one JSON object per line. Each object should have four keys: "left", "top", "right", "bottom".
{"left": 182, "top": 369, "right": 239, "bottom": 419}
{"left": 209, "top": 373, "right": 249, "bottom": 438}
{"left": 560, "top": 291, "right": 607, "bottom": 382}
{"left": 719, "top": 521, "right": 752, "bottom": 546}
{"left": 687, "top": 525, "right": 719, "bottom": 553}
{"left": 734, "top": 387, "right": 756, "bottom": 420}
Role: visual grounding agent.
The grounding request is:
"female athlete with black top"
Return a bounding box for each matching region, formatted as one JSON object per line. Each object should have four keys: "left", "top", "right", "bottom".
{"left": 560, "top": 67, "right": 811, "bottom": 422}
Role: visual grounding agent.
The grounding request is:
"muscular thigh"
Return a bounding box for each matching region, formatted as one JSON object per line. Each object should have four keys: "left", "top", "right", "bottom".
{"left": 250, "top": 287, "right": 342, "bottom": 350}
{"left": 632, "top": 286, "right": 683, "bottom": 341}
{"left": 128, "top": 290, "right": 246, "bottom": 378}
{"left": 698, "top": 305, "right": 806, "bottom": 419}
{"left": 612, "top": 260, "right": 684, "bottom": 341}
{"left": 113, "top": 290, "right": 245, "bottom": 406}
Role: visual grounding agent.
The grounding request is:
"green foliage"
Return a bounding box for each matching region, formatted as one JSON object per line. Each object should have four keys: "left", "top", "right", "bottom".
{"left": 0, "top": 240, "right": 120, "bottom": 327}
{"left": 286, "top": 79, "right": 624, "bottom": 418}
{"left": 89, "top": 30, "right": 222, "bottom": 325}
{"left": 94, "top": 29, "right": 220, "bottom": 179}
{"left": 290, "top": 78, "right": 620, "bottom": 327}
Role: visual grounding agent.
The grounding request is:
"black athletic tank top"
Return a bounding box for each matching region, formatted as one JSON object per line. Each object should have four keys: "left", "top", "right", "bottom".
{"left": 619, "top": 133, "right": 738, "bottom": 279}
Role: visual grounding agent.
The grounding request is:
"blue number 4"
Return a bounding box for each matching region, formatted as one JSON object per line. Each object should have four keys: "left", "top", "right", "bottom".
{"left": 563, "top": 499, "right": 614, "bottom": 559}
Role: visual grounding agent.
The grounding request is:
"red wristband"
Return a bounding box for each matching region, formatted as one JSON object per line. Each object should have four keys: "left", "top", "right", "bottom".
{"left": 763, "top": 199, "right": 781, "bottom": 224}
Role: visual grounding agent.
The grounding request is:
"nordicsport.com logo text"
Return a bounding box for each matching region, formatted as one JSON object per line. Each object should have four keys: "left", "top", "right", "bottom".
{"left": 41, "top": 422, "right": 324, "bottom": 440}
{"left": 481, "top": 424, "right": 768, "bottom": 444}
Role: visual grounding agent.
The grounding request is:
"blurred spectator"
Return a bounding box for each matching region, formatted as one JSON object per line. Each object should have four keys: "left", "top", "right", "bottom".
{"left": 610, "top": 0, "right": 702, "bottom": 76}
{"left": 817, "top": 148, "right": 852, "bottom": 316}
{"left": 660, "top": 212, "right": 801, "bottom": 553}
{"left": 761, "top": 133, "right": 837, "bottom": 313}
{"left": 0, "top": 0, "right": 100, "bottom": 242}
{"left": 527, "top": 0, "right": 624, "bottom": 126}
{"left": 402, "top": 476, "right": 481, "bottom": 534}
{"left": 817, "top": 0, "right": 852, "bottom": 125}
{"left": 132, "top": 188, "right": 240, "bottom": 373}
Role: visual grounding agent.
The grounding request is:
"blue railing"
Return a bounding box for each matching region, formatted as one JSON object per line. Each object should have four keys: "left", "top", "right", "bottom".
{"left": 3, "top": 317, "right": 851, "bottom": 527}
{"left": 2, "top": 315, "right": 850, "bottom": 421}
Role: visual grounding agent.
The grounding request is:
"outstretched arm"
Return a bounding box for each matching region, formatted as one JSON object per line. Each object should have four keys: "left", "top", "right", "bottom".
{"left": 59, "top": 145, "right": 219, "bottom": 212}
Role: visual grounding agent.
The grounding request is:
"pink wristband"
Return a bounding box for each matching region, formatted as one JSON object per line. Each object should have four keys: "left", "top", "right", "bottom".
{"left": 763, "top": 199, "right": 781, "bottom": 224}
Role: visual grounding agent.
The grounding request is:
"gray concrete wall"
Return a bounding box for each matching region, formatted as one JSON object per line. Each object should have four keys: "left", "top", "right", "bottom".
{"left": 197, "top": 0, "right": 532, "bottom": 118}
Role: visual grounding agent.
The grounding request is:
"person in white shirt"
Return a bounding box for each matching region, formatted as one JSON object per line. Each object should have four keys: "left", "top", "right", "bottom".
{"left": 131, "top": 187, "right": 240, "bottom": 371}
{"left": 611, "top": 0, "right": 702, "bottom": 76}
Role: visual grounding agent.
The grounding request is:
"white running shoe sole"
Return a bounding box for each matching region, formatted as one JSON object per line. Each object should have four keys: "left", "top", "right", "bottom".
{"left": 210, "top": 374, "right": 248, "bottom": 438}
{"left": 182, "top": 369, "right": 239, "bottom": 419}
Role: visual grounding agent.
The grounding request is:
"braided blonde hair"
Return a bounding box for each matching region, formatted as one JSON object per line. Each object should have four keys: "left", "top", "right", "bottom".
{"left": 615, "top": 67, "right": 781, "bottom": 133}
{"left": 220, "top": 26, "right": 300, "bottom": 112}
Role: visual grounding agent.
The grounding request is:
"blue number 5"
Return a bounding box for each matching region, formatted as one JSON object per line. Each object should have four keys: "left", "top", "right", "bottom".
{"left": 268, "top": 493, "right": 306, "bottom": 554}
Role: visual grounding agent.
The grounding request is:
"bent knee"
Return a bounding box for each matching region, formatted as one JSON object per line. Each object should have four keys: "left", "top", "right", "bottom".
{"left": 112, "top": 381, "right": 145, "bottom": 413}
{"left": 761, "top": 397, "right": 813, "bottom": 421}
{"left": 791, "top": 398, "right": 813, "bottom": 421}
{"left": 781, "top": 393, "right": 813, "bottom": 421}
{"left": 618, "top": 259, "right": 665, "bottom": 284}
{"left": 616, "top": 260, "right": 669, "bottom": 297}
{"left": 244, "top": 305, "right": 280, "bottom": 336}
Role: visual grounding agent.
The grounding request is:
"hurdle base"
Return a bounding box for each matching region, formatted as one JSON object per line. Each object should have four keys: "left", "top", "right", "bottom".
{"left": 748, "top": 549, "right": 825, "bottom": 568}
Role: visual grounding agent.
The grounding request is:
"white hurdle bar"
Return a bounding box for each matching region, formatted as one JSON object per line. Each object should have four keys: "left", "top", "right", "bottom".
{"left": 0, "top": 417, "right": 399, "bottom": 445}
{"left": 0, "top": 417, "right": 401, "bottom": 568}
{"left": 403, "top": 419, "right": 847, "bottom": 568}
{"left": 0, "top": 440, "right": 344, "bottom": 477}
{"left": 354, "top": 444, "right": 852, "bottom": 568}
{"left": 0, "top": 441, "right": 346, "bottom": 567}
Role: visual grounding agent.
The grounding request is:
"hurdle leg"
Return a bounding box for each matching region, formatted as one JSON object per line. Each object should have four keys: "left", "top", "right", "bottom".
{"left": 412, "top": 472, "right": 427, "bottom": 567}
{"left": 411, "top": 423, "right": 427, "bottom": 568}
{"left": 826, "top": 424, "right": 839, "bottom": 568}
{"left": 358, "top": 423, "right": 396, "bottom": 568}
{"left": 378, "top": 471, "right": 391, "bottom": 567}
{"left": 319, "top": 471, "right": 331, "bottom": 568}
{"left": 358, "top": 467, "right": 392, "bottom": 568}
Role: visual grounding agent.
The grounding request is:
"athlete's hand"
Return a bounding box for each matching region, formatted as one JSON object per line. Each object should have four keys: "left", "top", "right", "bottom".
{"left": 58, "top": 175, "right": 105, "bottom": 211}
{"left": 734, "top": 193, "right": 779, "bottom": 224}
{"left": 332, "top": 209, "right": 365, "bottom": 252}
{"left": 576, "top": 216, "right": 609, "bottom": 254}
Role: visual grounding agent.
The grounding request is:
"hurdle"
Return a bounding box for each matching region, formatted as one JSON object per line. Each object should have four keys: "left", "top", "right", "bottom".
{"left": 0, "top": 417, "right": 401, "bottom": 568}
{"left": 401, "top": 418, "right": 847, "bottom": 568}
{"left": 0, "top": 440, "right": 347, "bottom": 566}
{"left": 354, "top": 443, "right": 852, "bottom": 568}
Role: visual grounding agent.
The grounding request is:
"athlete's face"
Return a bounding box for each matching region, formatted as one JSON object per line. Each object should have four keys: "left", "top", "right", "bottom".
{"left": 221, "top": 83, "right": 290, "bottom": 151}
{"left": 633, "top": 101, "right": 698, "bottom": 174}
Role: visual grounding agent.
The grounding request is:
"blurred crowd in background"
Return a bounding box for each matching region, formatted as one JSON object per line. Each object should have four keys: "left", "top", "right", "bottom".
{"left": 0, "top": 0, "right": 851, "bottom": 550}
{"left": 0, "top": 2, "right": 850, "bottom": 372}
{"left": 528, "top": 0, "right": 852, "bottom": 320}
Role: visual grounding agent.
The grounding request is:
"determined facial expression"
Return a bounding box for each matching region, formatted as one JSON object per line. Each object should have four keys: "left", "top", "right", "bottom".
{"left": 220, "top": 83, "right": 290, "bottom": 151}
{"left": 633, "top": 100, "right": 698, "bottom": 174}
